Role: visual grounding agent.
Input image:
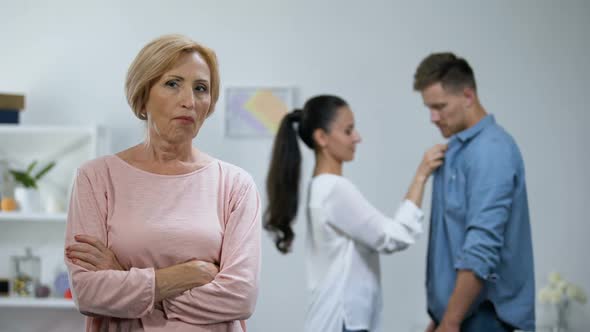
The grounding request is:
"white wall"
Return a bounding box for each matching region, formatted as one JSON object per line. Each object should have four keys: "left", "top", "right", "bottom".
{"left": 1, "top": 0, "right": 589, "bottom": 331}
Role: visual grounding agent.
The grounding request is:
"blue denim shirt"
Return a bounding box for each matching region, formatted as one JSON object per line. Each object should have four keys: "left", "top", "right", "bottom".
{"left": 426, "top": 115, "right": 535, "bottom": 331}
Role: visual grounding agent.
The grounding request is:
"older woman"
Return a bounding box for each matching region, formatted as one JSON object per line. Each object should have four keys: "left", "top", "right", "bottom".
{"left": 64, "top": 34, "right": 261, "bottom": 331}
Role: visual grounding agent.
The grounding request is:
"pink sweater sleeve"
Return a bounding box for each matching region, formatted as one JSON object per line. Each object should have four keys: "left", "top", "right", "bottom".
{"left": 162, "top": 176, "right": 261, "bottom": 324}
{"left": 65, "top": 167, "right": 156, "bottom": 318}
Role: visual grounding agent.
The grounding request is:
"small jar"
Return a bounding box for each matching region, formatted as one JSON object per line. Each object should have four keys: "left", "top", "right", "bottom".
{"left": 0, "top": 159, "right": 14, "bottom": 197}
{"left": 11, "top": 247, "right": 41, "bottom": 297}
{"left": 0, "top": 159, "right": 17, "bottom": 211}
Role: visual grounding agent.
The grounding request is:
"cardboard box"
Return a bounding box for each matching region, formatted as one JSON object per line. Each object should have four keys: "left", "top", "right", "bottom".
{"left": 0, "top": 93, "right": 25, "bottom": 110}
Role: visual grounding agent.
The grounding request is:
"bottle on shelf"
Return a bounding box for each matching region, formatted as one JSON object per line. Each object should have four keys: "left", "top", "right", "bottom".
{"left": 0, "top": 159, "right": 17, "bottom": 212}
{"left": 11, "top": 247, "right": 41, "bottom": 297}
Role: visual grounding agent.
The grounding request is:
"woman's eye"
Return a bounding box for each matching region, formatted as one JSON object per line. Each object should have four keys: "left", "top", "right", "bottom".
{"left": 165, "top": 80, "right": 179, "bottom": 88}
{"left": 195, "top": 85, "right": 208, "bottom": 92}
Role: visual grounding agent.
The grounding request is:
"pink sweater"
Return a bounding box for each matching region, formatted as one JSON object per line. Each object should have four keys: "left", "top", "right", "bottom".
{"left": 64, "top": 155, "right": 261, "bottom": 331}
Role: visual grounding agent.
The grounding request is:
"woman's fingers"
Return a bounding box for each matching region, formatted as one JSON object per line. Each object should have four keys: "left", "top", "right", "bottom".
{"left": 67, "top": 250, "right": 100, "bottom": 266}
{"left": 66, "top": 243, "right": 102, "bottom": 259}
{"left": 74, "top": 235, "right": 108, "bottom": 252}
{"left": 70, "top": 258, "right": 97, "bottom": 271}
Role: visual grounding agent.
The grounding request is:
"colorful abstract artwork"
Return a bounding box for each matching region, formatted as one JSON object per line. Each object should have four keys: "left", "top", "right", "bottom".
{"left": 225, "top": 87, "right": 295, "bottom": 137}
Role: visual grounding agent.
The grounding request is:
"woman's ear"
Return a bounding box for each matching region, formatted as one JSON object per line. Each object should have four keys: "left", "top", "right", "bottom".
{"left": 139, "top": 105, "right": 148, "bottom": 119}
{"left": 313, "top": 128, "right": 328, "bottom": 149}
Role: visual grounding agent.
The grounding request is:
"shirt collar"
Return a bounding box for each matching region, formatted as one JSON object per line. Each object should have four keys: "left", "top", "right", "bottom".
{"left": 452, "top": 114, "right": 495, "bottom": 144}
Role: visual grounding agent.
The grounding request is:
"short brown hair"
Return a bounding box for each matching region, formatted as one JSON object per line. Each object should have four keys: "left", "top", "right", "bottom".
{"left": 413, "top": 52, "right": 476, "bottom": 93}
{"left": 125, "top": 34, "right": 220, "bottom": 120}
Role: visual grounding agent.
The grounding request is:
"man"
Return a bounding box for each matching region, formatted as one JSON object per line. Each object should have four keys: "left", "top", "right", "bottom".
{"left": 413, "top": 53, "right": 535, "bottom": 332}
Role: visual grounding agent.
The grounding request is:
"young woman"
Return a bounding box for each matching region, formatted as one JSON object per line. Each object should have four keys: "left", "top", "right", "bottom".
{"left": 264, "top": 95, "right": 446, "bottom": 332}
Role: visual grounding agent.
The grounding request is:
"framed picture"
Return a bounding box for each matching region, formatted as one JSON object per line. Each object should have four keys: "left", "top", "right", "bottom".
{"left": 225, "top": 86, "right": 296, "bottom": 138}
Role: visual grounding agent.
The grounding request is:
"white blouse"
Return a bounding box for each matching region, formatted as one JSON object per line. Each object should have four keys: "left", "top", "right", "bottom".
{"left": 304, "top": 174, "right": 424, "bottom": 332}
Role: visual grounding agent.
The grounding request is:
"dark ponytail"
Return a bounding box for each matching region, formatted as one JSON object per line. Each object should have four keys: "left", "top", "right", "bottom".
{"left": 264, "top": 109, "right": 303, "bottom": 253}
{"left": 264, "top": 95, "right": 347, "bottom": 254}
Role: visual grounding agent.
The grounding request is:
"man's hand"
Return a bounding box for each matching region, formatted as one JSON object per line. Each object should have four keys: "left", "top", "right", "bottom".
{"left": 434, "top": 320, "right": 460, "bottom": 332}
{"left": 425, "top": 320, "right": 436, "bottom": 332}
{"left": 437, "top": 270, "right": 483, "bottom": 332}
{"left": 66, "top": 235, "right": 125, "bottom": 271}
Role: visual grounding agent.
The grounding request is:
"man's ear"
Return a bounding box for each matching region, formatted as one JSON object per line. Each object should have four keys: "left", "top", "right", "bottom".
{"left": 463, "top": 86, "right": 476, "bottom": 108}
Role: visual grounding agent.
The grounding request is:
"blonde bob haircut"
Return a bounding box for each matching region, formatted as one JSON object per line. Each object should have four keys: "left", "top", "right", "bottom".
{"left": 125, "top": 34, "right": 220, "bottom": 120}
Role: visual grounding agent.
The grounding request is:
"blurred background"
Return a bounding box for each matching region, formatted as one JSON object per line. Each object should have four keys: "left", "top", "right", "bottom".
{"left": 0, "top": 1, "right": 588, "bottom": 331}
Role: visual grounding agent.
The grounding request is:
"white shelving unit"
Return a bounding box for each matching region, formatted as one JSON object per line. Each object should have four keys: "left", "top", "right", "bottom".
{"left": 0, "top": 297, "right": 75, "bottom": 309}
{"left": 0, "top": 212, "right": 67, "bottom": 223}
{"left": 0, "top": 125, "right": 107, "bottom": 314}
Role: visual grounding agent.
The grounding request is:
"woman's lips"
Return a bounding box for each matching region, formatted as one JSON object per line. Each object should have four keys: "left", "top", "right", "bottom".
{"left": 174, "top": 116, "right": 195, "bottom": 123}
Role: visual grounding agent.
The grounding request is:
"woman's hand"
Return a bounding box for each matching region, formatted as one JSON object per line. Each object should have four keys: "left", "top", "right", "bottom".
{"left": 416, "top": 143, "right": 447, "bottom": 180}
{"left": 405, "top": 143, "right": 448, "bottom": 207}
{"left": 66, "top": 235, "right": 220, "bottom": 302}
{"left": 187, "top": 260, "right": 219, "bottom": 285}
{"left": 66, "top": 235, "right": 125, "bottom": 271}
{"left": 154, "top": 260, "right": 219, "bottom": 301}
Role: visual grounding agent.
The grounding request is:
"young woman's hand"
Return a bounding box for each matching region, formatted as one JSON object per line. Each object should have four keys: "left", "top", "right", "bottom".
{"left": 417, "top": 144, "right": 447, "bottom": 180}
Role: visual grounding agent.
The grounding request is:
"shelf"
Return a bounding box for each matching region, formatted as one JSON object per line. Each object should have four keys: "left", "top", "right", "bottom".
{"left": 0, "top": 297, "right": 76, "bottom": 309}
{"left": 0, "top": 125, "right": 96, "bottom": 135}
{"left": 0, "top": 125, "right": 105, "bottom": 318}
{"left": 0, "top": 212, "right": 67, "bottom": 223}
{"left": 0, "top": 125, "right": 98, "bottom": 161}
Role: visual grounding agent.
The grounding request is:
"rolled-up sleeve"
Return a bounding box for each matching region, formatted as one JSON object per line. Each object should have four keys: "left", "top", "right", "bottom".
{"left": 326, "top": 178, "right": 424, "bottom": 254}
{"left": 454, "top": 142, "right": 516, "bottom": 281}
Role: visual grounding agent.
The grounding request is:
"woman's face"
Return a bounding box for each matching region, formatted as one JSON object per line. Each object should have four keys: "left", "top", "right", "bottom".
{"left": 143, "top": 51, "right": 211, "bottom": 144}
{"left": 318, "top": 106, "right": 362, "bottom": 162}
